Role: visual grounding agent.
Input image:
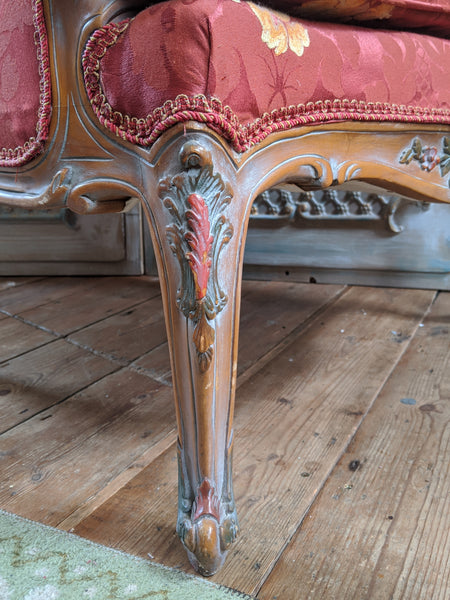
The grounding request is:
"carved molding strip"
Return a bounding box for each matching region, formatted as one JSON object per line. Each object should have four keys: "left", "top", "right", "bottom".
{"left": 159, "top": 143, "right": 233, "bottom": 372}
{"left": 0, "top": 168, "right": 71, "bottom": 210}
{"left": 250, "top": 189, "right": 429, "bottom": 233}
{"left": 0, "top": 205, "right": 65, "bottom": 222}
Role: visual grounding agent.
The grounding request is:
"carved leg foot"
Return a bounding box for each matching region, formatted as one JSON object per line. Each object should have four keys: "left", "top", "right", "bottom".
{"left": 177, "top": 454, "right": 239, "bottom": 576}
{"left": 143, "top": 136, "right": 250, "bottom": 575}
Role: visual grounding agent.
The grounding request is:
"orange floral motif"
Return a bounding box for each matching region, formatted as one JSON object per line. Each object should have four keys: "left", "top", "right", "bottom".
{"left": 249, "top": 3, "right": 310, "bottom": 57}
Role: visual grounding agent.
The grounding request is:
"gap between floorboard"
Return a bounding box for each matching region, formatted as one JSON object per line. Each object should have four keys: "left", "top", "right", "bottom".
{"left": 56, "top": 286, "right": 348, "bottom": 530}
{"left": 58, "top": 427, "right": 178, "bottom": 531}
{"left": 236, "top": 284, "right": 348, "bottom": 388}
{"left": 251, "top": 292, "right": 438, "bottom": 597}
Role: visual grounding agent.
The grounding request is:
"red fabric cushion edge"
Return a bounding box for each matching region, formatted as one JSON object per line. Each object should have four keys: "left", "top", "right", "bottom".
{"left": 83, "top": 20, "right": 450, "bottom": 154}
{"left": 0, "top": 0, "right": 52, "bottom": 169}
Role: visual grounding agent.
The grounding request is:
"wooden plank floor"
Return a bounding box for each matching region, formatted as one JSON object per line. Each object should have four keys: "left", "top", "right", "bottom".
{"left": 0, "top": 276, "right": 448, "bottom": 599}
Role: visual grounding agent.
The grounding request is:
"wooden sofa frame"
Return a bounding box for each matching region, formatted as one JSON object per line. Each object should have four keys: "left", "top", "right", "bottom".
{"left": 1, "top": 0, "right": 449, "bottom": 576}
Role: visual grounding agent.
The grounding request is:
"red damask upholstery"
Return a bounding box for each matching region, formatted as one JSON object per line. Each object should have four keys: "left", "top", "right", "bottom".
{"left": 83, "top": 0, "right": 450, "bottom": 153}
{"left": 0, "top": 0, "right": 51, "bottom": 167}
{"left": 264, "top": 0, "right": 450, "bottom": 37}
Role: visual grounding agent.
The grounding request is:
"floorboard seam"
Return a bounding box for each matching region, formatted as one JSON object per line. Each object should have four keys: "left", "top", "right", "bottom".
{"left": 237, "top": 285, "right": 349, "bottom": 388}
{"left": 64, "top": 336, "right": 130, "bottom": 367}
{"left": 128, "top": 362, "right": 173, "bottom": 387}
{"left": 0, "top": 292, "right": 162, "bottom": 340}
{"left": 0, "top": 311, "right": 60, "bottom": 337}
{"left": 0, "top": 337, "right": 58, "bottom": 366}
{"left": 252, "top": 291, "right": 438, "bottom": 598}
{"left": 56, "top": 429, "right": 179, "bottom": 531}
{"left": 0, "top": 363, "right": 127, "bottom": 437}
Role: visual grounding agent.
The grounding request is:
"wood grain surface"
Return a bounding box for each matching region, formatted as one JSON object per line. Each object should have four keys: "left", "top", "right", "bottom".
{"left": 0, "top": 276, "right": 448, "bottom": 599}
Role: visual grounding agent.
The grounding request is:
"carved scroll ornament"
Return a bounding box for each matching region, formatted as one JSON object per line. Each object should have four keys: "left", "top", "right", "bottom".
{"left": 158, "top": 144, "right": 234, "bottom": 372}
{"left": 0, "top": 168, "right": 71, "bottom": 210}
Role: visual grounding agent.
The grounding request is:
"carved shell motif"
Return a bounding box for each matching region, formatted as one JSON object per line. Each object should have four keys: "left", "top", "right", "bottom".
{"left": 159, "top": 156, "right": 233, "bottom": 372}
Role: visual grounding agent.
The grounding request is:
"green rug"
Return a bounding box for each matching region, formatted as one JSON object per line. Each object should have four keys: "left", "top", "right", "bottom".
{"left": 0, "top": 510, "right": 254, "bottom": 600}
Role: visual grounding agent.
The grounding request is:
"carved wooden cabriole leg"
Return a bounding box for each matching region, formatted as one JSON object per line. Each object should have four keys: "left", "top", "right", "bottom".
{"left": 136, "top": 125, "right": 450, "bottom": 576}
{"left": 141, "top": 135, "right": 251, "bottom": 575}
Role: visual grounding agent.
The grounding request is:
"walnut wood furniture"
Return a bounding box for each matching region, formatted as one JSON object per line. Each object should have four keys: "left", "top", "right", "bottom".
{"left": 1, "top": 0, "right": 449, "bottom": 576}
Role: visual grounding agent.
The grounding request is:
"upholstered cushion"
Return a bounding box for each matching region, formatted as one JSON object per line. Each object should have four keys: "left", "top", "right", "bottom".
{"left": 0, "top": 0, "right": 51, "bottom": 168}
{"left": 83, "top": 0, "right": 450, "bottom": 153}
{"left": 264, "top": 1, "right": 450, "bottom": 37}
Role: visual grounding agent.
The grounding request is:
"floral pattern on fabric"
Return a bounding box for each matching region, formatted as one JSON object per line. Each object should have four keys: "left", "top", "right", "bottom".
{"left": 0, "top": 0, "right": 51, "bottom": 167}
{"left": 83, "top": 0, "right": 450, "bottom": 154}
{"left": 249, "top": 3, "right": 310, "bottom": 56}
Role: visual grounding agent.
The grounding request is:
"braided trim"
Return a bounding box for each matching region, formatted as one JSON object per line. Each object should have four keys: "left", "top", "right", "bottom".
{"left": 0, "top": 0, "right": 52, "bottom": 168}
{"left": 83, "top": 22, "right": 450, "bottom": 154}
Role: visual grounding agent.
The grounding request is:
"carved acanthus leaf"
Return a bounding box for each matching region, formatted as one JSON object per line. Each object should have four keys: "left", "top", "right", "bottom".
{"left": 185, "top": 194, "right": 213, "bottom": 301}
{"left": 159, "top": 146, "right": 233, "bottom": 371}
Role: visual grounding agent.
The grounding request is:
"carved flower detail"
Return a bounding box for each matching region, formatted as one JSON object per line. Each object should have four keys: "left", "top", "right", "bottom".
{"left": 420, "top": 147, "right": 440, "bottom": 172}
{"left": 400, "top": 138, "right": 445, "bottom": 174}
{"left": 249, "top": 3, "right": 310, "bottom": 57}
{"left": 159, "top": 153, "right": 234, "bottom": 373}
{"left": 400, "top": 137, "right": 450, "bottom": 190}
